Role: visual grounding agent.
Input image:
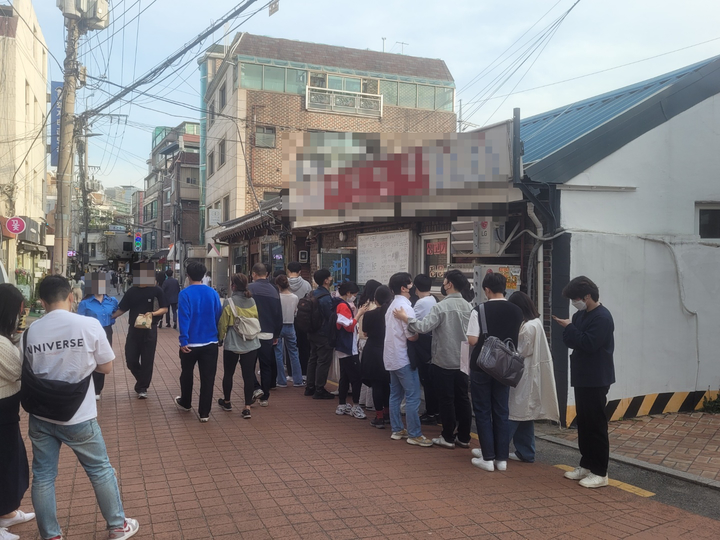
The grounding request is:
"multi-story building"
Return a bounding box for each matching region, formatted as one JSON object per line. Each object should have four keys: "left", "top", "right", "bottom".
{"left": 131, "top": 189, "right": 144, "bottom": 229}
{"left": 0, "top": 0, "right": 49, "bottom": 287}
{"left": 105, "top": 185, "right": 137, "bottom": 224}
{"left": 199, "top": 33, "right": 456, "bottom": 290}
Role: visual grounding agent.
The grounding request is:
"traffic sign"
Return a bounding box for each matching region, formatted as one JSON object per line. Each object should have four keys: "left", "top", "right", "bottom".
{"left": 7, "top": 217, "right": 26, "bottom": 235}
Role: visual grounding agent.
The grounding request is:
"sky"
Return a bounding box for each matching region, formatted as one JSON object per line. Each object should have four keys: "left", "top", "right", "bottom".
{"left": 30, "top": 0, "right": 720, "bottom": 189}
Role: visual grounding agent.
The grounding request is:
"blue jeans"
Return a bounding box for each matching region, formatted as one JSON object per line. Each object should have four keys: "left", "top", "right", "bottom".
{"left": 509, "top": 420, "right": 536, "bottom": 462}
{"left": 389, "top": 364, "right": 422, "bottom": 438}
{"left": 275, "top": 324, "right": 303, "bottom": 385}
{"left": 28, "top": 416, "right": 125, "bottom": 539}
{"left": 470, "top": 369, "right": 510, "bottom": 461}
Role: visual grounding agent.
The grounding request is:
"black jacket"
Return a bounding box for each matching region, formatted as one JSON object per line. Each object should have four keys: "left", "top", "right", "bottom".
{"left": 162, "top": 277, "right": 181, "bottom": 304}
{"left": 247, "top": 278, "right": 283, "bottom": 339}
{"left": 563, "top": 304, "right": 615, "bottom": 388}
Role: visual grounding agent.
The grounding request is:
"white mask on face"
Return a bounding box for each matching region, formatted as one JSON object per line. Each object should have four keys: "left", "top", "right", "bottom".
{"left": 571, "top": 299, "right": 587, "bottom": 311}
{"left": 349, "top": 295, "right": 356, "bottom": 304}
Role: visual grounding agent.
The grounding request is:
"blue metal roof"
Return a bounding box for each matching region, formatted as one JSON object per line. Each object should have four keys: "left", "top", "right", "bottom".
{"left": 521, "top": 56, "right": 719, "bottom": 164}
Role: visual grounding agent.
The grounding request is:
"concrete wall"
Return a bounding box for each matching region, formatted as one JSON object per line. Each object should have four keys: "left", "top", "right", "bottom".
{"left": 561, "top": 94, "right": 720, "bottom": 410}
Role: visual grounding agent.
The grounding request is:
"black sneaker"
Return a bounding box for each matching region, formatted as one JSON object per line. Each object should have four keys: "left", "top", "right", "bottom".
{"left": 420, "top": 413, "right": 438, "bottom": 425}
{"left": 304, "top": 386, "right": 316, "bottom": 397}
{"left": 370, "top": 417, "right": 385, "bottom": 429}
{"left": 217, "top": 399, "right": 232, "bottom": 411}
{"left": 241, "top": 409, "right": 251, "bottom": 419}
{"left": 313, "top": 387, "right": 335, "bottom": 400}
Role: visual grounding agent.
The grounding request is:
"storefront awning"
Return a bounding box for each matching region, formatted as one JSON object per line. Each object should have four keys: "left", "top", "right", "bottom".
{"left": 214, "top": 197, "right": 282, "bottom": 242}
{"left": 150, "top": 249, "right": 169, "bottom": 261}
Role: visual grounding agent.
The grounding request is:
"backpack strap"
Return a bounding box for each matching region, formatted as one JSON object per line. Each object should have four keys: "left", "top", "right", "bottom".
{"left": 478, "top": 304, "right": 489, "bottom": 336}
{"left": 227, "top": 296, "right": 238, "bottom": 318}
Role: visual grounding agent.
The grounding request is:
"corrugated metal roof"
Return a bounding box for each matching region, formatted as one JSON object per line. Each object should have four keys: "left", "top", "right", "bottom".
{"left": 521, "top": 56, "right": 719, "bottom": 164}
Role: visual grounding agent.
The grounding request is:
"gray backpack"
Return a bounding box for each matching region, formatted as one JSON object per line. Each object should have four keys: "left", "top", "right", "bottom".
{"left": 227, "top": 297, "right": 261, "bottom": 341}
{"left": 475, "top": 303, "right": 525, "bottom": 387}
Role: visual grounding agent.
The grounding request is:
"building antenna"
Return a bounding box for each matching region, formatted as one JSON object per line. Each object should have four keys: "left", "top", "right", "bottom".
{"left": 382, "top": 37, "right": 386, "bottom": 52}
{"left": 396, "top": 41, "right": 408, "bottom": 54}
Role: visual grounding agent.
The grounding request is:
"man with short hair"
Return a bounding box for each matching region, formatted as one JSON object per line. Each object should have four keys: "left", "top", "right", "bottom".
{"left": 386, "top": 272, "right": 433, "bottom": 447}
{"left": 395, "top": 269, "right": 473, "bottom": 450}
{"left": 161, "top": 269, "right": 180, "bottom": 329}
{"left": 247, "top": 263, "right": 283, "bottom": 406}
{"left": 175, "top": 262, "right": 223, "bottom": 422}
{"left": 25, "top": 276, "right": 139, "bottom": 540}
{"left": 305, "top": 268, "right": 336, "bottom": 399}
{"left": 466, "top": 272, "right": 524, "bottom": 472}
{"left": 287, "top": 262, "right": 311, "bottom": 379}
{"left": 408, "top": 273, "right": 439, "bottom": 425}
{"left": 112, "top": 263, "right": 168, "bottom": 399}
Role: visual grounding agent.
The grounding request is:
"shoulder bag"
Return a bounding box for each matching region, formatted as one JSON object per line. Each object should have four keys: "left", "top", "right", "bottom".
{"left": 475, "top": 304, "right": 525, "bottom": 387}
{"left": 227, "top": 297, "right": 262, "bottom": 341}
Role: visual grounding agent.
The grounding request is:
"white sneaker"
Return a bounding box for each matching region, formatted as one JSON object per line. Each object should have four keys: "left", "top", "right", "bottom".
{"left": 252, "top": 389, "right": 264, "bottom": 402}
{"left": 0, "top": 528, "right": 20, "bottom": 540}
{"left": 351, "top": 405, "right": 366, "bottom": 419}
{"left": 0, "top": 511, "right": 35, "bottom": 529}
{"left": 579, "top": 473, "right": 609, "bottom": 488}
{"left": 432, "top": 437, "right": 455, "bottom": 449}
{"left": 259, "top": 400, "right": 269, "bottom": 407}
{"left": 508, "top": 452, "right": 520, "bottom": 462}
{"left": 390, "top": 429, "right": 409, "bottom": 440}
{"left": 335, "top": 404, "right": 347, "bottom": 415}
{"left": 471, "top": 448, "right": 483, "bottom": 459}
{"left": 108, "top": 517, "right": 139, "bottom": 539}
{"left": 96, "top": 395, "right": 101, "bottom": 401}
{"left": 137, "top": 392, "right": 147, "bottom": 399}
{"left": 564, "top": 466, "right": 591, "bottom": 481}
{"left": 494, "top": 460, "right": 507, "bottom": 471}
{"left": 471, "top": 457, "right": 495, "bottom": 472}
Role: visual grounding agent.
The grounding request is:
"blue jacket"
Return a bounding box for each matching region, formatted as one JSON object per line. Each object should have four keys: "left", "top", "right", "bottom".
{"left": 247, "top": 278, "right": 283, "bottom": 339}
{"left": 314, "top": 286, "right": 334, "bottom": 337}
{"left": 77, "top": 295, "right": 118, "bottom": 328}
{"left": 178, "top": 285, "right": 223, "bottom": 347}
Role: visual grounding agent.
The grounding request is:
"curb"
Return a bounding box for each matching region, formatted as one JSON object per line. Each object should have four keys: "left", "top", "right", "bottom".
{"left": 537, "top": 433, "right": 720, "bottom": 492}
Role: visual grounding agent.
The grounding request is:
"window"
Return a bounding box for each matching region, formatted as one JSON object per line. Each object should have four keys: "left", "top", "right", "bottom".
{"left": 698, "top": 206, "right": 720, "bottom": 238}
{"left": 362, "top": 79, "right": 379, "bottom": 94}
{"left": 328, "top": 75, "right": 361, "bottom": 92}
{"left": 255, "top": 126, "right": 276, "bottom": 148}
{"left": 380, "top": 80, "right": 398, "bottom": 106}
{"left": 417, "top": 85, "right": 435, "bottom": 110}
{"left": 263, "top": 66, "right": 285, "bottom": 92}
{"left": 328, "top": 75, "right": 343, "bottom": 90}
{"left": 25, "top": 81, "right": 30, "bottom": 119}
{"left": 422, "top": 236, "right": 450, "bottom": 288}
{"left": 398, "top": 82, "right": 417, "bottom": 108}
{"left": 263, "top": 191, "right": 280, "bottom": 201}
{"left": 219, "top": 139, "right": 226, "bottom": 167}
{"left": 241, "top": 63, "right": 263, "bottom": 89}
{"left": 223, "top": 196, "right": 230, "bottom": 222}
{"left": 286, "top": 69, "right": 307, "bottom": 95}
{"left": 209, "top": 101, "right": 215, "bottom": 125}
{"left": 310, "top": 72, "right": 327, "bottom": 88}
{"left": 208, "top": 151, "right": 215, "bottom": 176}
{"left": 165, "top": 190, "right": 171, "bottom": 204}
{"left": 89, "top": 243, "right": 96, "bottom": 258}
{"left": 435, "top": 87, "right": 454, "bottom": 112}
{"left": 219, "top": 82, "right": 226, "bottom": 110}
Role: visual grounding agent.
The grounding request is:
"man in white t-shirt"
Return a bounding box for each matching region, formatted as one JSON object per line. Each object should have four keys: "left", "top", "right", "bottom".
{"left": 383, "top": 272, "right": 432, "bottom": 448}
{"left": 24, "top": 275, "right": 139, "bottom": 540}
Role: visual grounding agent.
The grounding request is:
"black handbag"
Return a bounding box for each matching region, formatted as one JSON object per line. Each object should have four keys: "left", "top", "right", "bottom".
{"left": 474, "top": 304, "right": 525, "bottom": 387}
{"left": 20, "top": 330, "right": 92, "bottom": 422}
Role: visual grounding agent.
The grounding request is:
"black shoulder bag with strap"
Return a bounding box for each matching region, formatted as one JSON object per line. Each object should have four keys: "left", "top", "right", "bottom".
{"left": 20, "top": 330, "right": 92, "bottom": 422}
{"left": 473, "top": 304, "right": 525, "bottom": 388}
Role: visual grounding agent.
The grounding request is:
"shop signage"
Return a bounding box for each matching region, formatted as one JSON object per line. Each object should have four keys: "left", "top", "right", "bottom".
{"left": 7, "top": 217, "right": 26, "bottom": 235}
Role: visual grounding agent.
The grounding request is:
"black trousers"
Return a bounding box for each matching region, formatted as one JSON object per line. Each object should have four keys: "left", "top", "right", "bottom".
{"left": 307, "top": 333, "right": 334, "bottom": 391}
{"left": 223, "top": 349, "right": 258, "bottom": 406}
{"left": 165, "top": 303, "right": 178, "bottom": 326}
{"left": 338, "top": 355, "right": 361, "bottom": 405}
{"left": 257, "top": 339, "right": 275, "bottom": 401}
{"left": 295, "top": 321, "right": 310, "bottom": 376}
{"left": 125, "top": 326, "right": 157, "bottom": 394}
{"left": 575, "top": 386, "right": 610, "bottom": 476}
{"left": 92, "top": 326, "right": 113, "bottom": 395}
{"left": 417, "top": 361, "right": 439, "bottom": 416}
{"left": 372, "top": 381, "right": 390, "bottom": 413}
{"left": 432, "top": 364, "right": 472, "bottom": 444}
{"left": 179, "top": 343, "right": 219, "bottom": 418}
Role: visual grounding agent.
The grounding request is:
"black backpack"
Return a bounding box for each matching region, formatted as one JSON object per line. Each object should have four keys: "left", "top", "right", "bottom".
{"left": 295, "top": 289, "right": 330, "bottom": 334}
{"left": 326, "top": 297, "right": 347, "bottom": 348}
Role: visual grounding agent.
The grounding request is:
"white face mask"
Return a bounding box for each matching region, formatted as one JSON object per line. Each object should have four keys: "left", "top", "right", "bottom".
{"left": 571, "top": 299, "right": 587, "bottom": 311}
{"left": 348, "top": 295, "right": 356, "bottom": 304}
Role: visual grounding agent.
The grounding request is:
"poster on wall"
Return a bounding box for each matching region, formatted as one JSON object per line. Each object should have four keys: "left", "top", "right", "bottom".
{"left": 321, "top": 251, "right": 356, "bottom": 285}
{"left": 357, "top": 230, "right": 412, "bottom": 285}
{"left": 423, "top": 238, "right": 448, "bottom": 288}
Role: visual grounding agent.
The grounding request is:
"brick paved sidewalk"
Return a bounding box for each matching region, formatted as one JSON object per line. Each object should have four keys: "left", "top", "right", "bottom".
{"left": 11, "top": 316, "right": 719, "bottom": 539}
{"left": 539, "top": 411, "right": 720, "bottom": 484}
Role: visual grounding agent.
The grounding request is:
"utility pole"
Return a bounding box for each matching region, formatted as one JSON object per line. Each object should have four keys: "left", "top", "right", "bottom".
{"left": 77, "top": 125, "right": 90, "bottom": 271}
{"left": 53, "top": 17, "right": 82, "bottom": 276}
{"left": 458, "top": 99, "right": 463, "bottom": 132}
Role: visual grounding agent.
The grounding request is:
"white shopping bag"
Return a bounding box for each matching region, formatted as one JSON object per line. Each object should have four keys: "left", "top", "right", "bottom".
{"left": 460, "top": 340, "right": 470, "bottom": 376}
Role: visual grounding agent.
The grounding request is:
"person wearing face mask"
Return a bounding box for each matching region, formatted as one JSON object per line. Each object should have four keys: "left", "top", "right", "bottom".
{"left": 332, "top": 281, "right": 369, "bottom": 418}
{"left": 553, "top": 276, "right": 615, "bottom": 489}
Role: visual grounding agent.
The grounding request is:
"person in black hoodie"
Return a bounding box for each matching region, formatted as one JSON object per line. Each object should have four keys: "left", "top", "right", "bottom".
{"left": 553, "top": 276, "right": 615, "bottom": 489}
{"left": 247, "top": 263, "right": 283, "bottom": 406}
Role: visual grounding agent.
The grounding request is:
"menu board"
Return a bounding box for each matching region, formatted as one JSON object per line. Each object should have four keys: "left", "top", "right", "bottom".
{"left": 424, "top": 238, "right": 448, "bottom": 287}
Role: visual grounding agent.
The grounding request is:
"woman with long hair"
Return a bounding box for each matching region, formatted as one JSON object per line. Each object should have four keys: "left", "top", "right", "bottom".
{"left": 361, "top": 285, "right": 394, "bottom": 428}
{"left": 357, "top": 279, "right": 381, "bottom": 410}
{"left": 0, "top": 284, "right": 36, "bottom": 538}
{"left": 506, "top": 291, "right": 560, "bottom": 462}
{"left": 217, "top": 273, "right": 261, "bottom": 419}
{"left": 77, "top": 273, "right": 119, "bottom": 400}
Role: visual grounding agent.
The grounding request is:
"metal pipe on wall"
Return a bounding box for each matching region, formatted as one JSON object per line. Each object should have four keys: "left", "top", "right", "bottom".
{"left": 527, "top": 203, "right": 543, "bottom": 320}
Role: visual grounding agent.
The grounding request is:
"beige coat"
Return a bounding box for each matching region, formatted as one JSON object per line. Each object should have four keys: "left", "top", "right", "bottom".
{"left": 509, "top": 318, "right": 560, "bottom": 422}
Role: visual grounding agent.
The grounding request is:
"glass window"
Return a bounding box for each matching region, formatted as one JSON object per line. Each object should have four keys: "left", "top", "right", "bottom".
{"left": 328, "top": 75, "right": 343, "bottom": 90}
{"left": 233, "top": 245, "right": 248, "bottom": 274}
{"left": 219, "top": 139, "right": 226, "bottom": 167}
{"left": 263, "top": 66, "right": 285, "bottom": 92}
{"left": 240, "top": 63, "right": 263, "bottom": 90}
{"left": 418, "top": 85, "right": 435, "bottom": 110}
{"left": 398, "top": 82, "right": 417, "bottom": 108}
{"left": 286, "top": 69, "right": 307, "bottom": 94}
{"left": 310, "top": 72, "right": 326, "bottom": 88}
{"left": 255, "top": 126, "right": 276, "bottom": 148}
{"left": 223, "top": 196, "right": 230, "bottom": 222}
{"left": 209, "top": 101, "right": 215, "bottom": 125}
{"left": 435, "top": 87, "right": 454, "bottom": 111}
{"left": 699, "top": 209, "right": 720, "bottom": 238}
{"left": 380, "top": 80, "right": 398, "bottom": 106}
{"left": 362, "top": 79, "right": 379, "bottom": 94}
{"left": 262, "top": 242, "right": 284, "bottom": 275}
{"left": 208, "top": 151, "right": 215, "bottom": 176}
{"left": 344, "top": 77, "right": 361, "bottom": 93}
{"left": 219, "top": 83, "right": 226, "bottom": 110}
{"left": 423, "top": 237, "right": 449, "bottom": 288}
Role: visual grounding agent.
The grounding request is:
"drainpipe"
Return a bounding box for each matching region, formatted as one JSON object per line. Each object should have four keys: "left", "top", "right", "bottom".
{"left": 527, "top": 202, "right": 543, "bottom": 320}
